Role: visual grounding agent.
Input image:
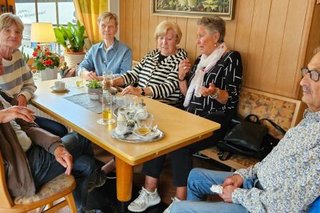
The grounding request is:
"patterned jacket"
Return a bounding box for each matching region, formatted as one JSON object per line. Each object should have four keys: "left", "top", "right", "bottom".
{"left": 233, "top": 109, "right": 320, "bottom": 212}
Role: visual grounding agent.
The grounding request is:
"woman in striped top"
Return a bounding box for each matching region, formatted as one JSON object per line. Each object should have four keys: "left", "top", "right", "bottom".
{"left": 109, "top": 20, "right": 187, "bottom": 107}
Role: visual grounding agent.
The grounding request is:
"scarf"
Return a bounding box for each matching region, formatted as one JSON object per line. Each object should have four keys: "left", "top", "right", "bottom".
{"left": 183, "top": 43, "right": 227, "bottom": 107}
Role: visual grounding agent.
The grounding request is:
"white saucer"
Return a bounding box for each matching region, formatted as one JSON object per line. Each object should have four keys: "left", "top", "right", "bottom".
{"left": 50, "top": 86, "right": 69, "bottom": 93}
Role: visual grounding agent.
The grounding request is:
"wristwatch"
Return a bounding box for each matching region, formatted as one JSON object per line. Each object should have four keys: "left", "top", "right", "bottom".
{"left": 141, "top": 88, "right": 146, "bottom": 96}
{"left": 210, "top": 88, "right": 220, "bottom": 99}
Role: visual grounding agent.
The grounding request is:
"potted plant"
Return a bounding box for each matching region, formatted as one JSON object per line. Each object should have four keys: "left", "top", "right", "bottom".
{"left": 32, "top": 45, "right": 60, "bottom": 80}
{"left": 54, "top": 21, "right": 86, "bottom": 68}
{"left": 86, "top": 80, "right": 102, "bottom": 100}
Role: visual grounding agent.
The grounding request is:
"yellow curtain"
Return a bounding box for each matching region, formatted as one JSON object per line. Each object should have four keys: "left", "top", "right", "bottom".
{"left": 73, "top": 0, "right": 108, "bottom": 48}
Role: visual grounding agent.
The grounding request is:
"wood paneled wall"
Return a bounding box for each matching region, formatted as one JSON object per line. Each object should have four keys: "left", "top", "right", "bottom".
{"left": 119, "top": 0, "right": 320, "bottom": 99}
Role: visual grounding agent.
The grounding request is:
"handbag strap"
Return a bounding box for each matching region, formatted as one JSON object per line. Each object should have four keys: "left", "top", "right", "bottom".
{"left": 260, "top": 118, "right": 286, "bottom": 135}
{"left": 244, "top": 114, "right": 261, "bottom": 124}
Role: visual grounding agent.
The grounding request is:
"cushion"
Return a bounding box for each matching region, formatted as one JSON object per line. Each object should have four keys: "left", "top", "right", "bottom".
{"left": 14, "top": 174, "right": 75, "bottom": 204}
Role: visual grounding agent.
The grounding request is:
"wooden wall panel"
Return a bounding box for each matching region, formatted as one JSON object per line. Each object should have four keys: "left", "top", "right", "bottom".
{"left": 132, "top": 0, "right": 141, "bottom": 60}
{"left": 119, "top": 0, "right": 319, "bottom": 100}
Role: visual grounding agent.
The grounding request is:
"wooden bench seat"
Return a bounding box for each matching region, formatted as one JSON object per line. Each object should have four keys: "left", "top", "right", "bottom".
{"left": 200, "top": 87, "right": 303, "bottom": 170}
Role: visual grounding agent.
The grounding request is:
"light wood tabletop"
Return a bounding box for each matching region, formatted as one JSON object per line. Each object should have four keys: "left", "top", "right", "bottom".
{"left": 31, "top": 77, "right": 220, "bottom": 203}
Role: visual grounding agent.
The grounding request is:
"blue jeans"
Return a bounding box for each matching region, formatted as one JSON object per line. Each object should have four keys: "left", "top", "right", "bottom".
{"left": 170, "top": 168, "right": 249, "bottom": 213}
{"left": 35, "top": 116, "right": 68, "bottom": 138}
{"left": 27, "top": 132, "right": 95, "bottom": 211}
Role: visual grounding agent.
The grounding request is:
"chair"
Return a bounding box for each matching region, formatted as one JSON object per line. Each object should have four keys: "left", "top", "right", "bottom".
{"left": 0, "top": 151, "right": 77, "bottom": 213}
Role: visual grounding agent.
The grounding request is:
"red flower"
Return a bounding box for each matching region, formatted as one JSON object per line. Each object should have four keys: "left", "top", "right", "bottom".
{"left": 32, "top": 45, "right": 60, "bottom": 71}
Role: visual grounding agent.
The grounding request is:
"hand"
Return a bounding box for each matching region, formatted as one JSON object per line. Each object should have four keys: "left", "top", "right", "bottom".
{"left": 178, "top": 59, "right": 191, "bottom": 80}
{"left": 17, "top": 94, "right": 28, "bottom": 106}
{"left": 219, "top": 184, "right": 238, "bottom": 203}
{"left": 83, "top": 70, "right": 99, "bottom": 81}
{"left": 54, "top": 146, "right": 73, "bottom": 175}
{"left": 0, "top": 106, "right": 35, "bottom": 123}
{"left": 121, "top": 85, "right": 141, "bottom": 96}
{"left": 200, "top": 83, "right": 216, "bottom": 97}
{"left": 222, "top": 174, "right": 243, "bottom": 188}
{"left": 218, "top": 174, "right": 243, "bottom": 203}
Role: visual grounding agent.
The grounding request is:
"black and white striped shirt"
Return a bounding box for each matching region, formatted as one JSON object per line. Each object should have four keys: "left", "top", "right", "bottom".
{"left": 185, "top": 51, "right": 242, "bottom": 117}
{"left": 121, "top": 48, "right": 187, "bottom": 106}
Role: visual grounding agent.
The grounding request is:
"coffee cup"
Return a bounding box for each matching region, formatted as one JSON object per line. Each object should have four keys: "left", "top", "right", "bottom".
{"left": 54, "top": 81, "right": 65, "bottom": 90}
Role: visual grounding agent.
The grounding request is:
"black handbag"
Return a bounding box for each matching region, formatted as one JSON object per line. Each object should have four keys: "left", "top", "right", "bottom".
{"left": 217, "top": 114, "right": 286, "bottom": 160}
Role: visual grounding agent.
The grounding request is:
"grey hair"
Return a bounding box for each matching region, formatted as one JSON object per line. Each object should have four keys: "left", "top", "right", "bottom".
{"left": 197, "top": 16, "right": 225, "bottom": 43}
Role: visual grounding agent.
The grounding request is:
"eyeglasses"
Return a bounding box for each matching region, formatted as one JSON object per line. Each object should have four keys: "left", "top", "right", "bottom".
{"left": 301, "top": 67, "right": 320, "bottom": 82}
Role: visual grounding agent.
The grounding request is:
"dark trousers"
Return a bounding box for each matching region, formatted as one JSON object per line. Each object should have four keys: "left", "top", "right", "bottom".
{"left": 26, "top": 132, "right": 95, "bottom": 211}
{"left": 188, "top": 111, "right": 235, "bottom": 153}
{"left": 142, "top": 147, "right": 192, "bottom": 187}
{"left": 35, "top": 116, "right": 68, "bottom": 138}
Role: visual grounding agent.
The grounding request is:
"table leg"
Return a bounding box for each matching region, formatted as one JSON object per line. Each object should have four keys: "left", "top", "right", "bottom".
{"left": 115, "top": 157, "right": 133, "bottom": 202}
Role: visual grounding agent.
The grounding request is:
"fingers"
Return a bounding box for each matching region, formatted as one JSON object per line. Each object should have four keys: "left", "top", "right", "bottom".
{"left": 121, "top": 85, "right": 138, "bottom": 96}
{"left": 54, "top": 147, "right": 73, "bottom": 175}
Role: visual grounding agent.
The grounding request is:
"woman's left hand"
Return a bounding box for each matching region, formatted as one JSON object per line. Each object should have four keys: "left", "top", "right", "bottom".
{"left": 17, "top": 94, "right": 28, "bottom": 106}
{"left": 121, "top": 85, "right": 141, "bottom": 96}
{"left": 200, "top": 83, "right": 216, "bottom": 97}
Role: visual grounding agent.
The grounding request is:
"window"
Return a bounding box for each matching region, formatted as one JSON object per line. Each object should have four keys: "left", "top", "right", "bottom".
{"left": 16, "top": 0, "right": 76, "bottom": 57}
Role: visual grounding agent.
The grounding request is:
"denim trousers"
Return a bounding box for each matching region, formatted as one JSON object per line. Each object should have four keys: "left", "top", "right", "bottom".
{"left": 170, "top": 168, "right": 249, "bottom": 213}
{"left": 26, "top": 132, "right": 95, "bottom": 211}
{"left": 34, "top": 116, "right": 68, "bottom": 138}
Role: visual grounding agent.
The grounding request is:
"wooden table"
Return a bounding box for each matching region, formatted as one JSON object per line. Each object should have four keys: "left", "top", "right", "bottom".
{"left": 32, "top": 77, "right": 220, "bottom": 203}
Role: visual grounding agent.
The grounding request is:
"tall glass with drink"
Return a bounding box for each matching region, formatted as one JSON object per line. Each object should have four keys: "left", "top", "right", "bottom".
{"left": 97, "top": 89, "right": 115, "bottom": 125}
{"left": 76, "top": 72, "right": 85, "bottom": 88}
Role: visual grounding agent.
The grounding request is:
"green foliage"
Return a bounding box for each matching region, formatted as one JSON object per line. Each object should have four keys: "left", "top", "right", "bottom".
{"left": 54, "top": 21, "right": 86, "bottom": 53}
{"left": 86, "top": 80, "right": 102, "bottom": 89}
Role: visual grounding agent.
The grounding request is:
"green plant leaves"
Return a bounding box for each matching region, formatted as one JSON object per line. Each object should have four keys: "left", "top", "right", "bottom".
{"left": 54, "top": 21, "right": 86, "bottom": 53}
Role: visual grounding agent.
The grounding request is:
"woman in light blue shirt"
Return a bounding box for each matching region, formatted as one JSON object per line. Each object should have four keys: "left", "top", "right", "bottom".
{"left": 78, "top": 12, "right": 132, "bottom": 80}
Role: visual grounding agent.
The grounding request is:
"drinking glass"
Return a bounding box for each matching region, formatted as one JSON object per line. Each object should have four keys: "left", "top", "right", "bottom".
{"left": 97, "top": 90, "right": 115, "bottom": 125}
{"left": 103, "top": 70, "right": 114, "bottom": 91}
{"left": 75, "top": 73, "right": 85, "bottom": 88}
{"left": 135, "top": 113, "right": 154, "bottom": 136}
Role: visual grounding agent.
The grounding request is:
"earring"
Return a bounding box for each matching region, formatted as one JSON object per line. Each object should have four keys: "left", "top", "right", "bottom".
{"left": 214, "top": 43, "right": 217, "bottom": 47}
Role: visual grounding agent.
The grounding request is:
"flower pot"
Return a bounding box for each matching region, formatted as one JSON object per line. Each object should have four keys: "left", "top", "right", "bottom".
{"left": 40, "top": 67, "right": 58, "bottom": 81}
{"left": 64, "top": 51, "right": 85, "bottom": 68}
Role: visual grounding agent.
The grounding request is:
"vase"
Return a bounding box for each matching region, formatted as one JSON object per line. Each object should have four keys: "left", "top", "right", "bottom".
{"left": 40, "top": 67, "right": 58, "bottom": 81}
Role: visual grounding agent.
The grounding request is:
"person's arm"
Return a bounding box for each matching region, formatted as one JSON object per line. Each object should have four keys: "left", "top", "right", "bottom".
{"left": 77, "top": 46, "right": 96, "bottom": 79}
{"left": 0, "top": 106, "right": 35, "bottom": 123}
{"left": 53, "top": 145, "right": 73, "bottom": 175}
{"left": 178, "top": 59, "right": 191, "bottom": 96}
{"left": 119, "top": 47, "right": 132, "bottom": 75}
{"left": 16, "top": 53, "right": 37, "bottom": 105}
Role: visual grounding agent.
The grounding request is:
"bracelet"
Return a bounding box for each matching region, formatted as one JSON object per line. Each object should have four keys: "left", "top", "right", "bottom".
{"left": 210, "top": 88, "right": 220, "bottom": 99}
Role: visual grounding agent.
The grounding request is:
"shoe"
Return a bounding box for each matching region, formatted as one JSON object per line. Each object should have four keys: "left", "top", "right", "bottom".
{"left": 127, "top": 187, "right": 161, "bottom": 212}
{"left": 192, "top": 151, "right": 210, "bottom": 160}
{"left": 87, "top": 169, "right": 107, "bottom": 192}
{"left": 163, "top": 197, "right": 181, "bottom": 213}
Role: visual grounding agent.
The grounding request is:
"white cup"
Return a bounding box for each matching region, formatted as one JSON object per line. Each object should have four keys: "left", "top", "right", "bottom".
{"left": 54, "top": 81, "right": 65, "bottom": 90}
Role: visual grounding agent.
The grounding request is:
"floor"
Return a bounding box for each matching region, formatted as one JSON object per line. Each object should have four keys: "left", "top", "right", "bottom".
{"left": 32, "top": 146, "right": 230, "bottom": 213}
{"left": 85, "top": 155, "right": 229, "bottom": 213}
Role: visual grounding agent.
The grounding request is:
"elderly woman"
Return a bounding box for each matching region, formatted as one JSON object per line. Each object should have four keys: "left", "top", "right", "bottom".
{"left": 124, "top": 21, "right": 188, "bottom": 213}
{"left": 109, "top": 20, "right": 187, "bottom": 107}
{"left": 78, "top": 11, "right": 132, "bottom": 80}
{"left": 128, "top": 16, "right": 243, "bottom": 213}
{"left": 0, "top": 13, "right": 67, "bottom": 137}
{"left": 180, "top": 16, "right": 243, "bottom": 153}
